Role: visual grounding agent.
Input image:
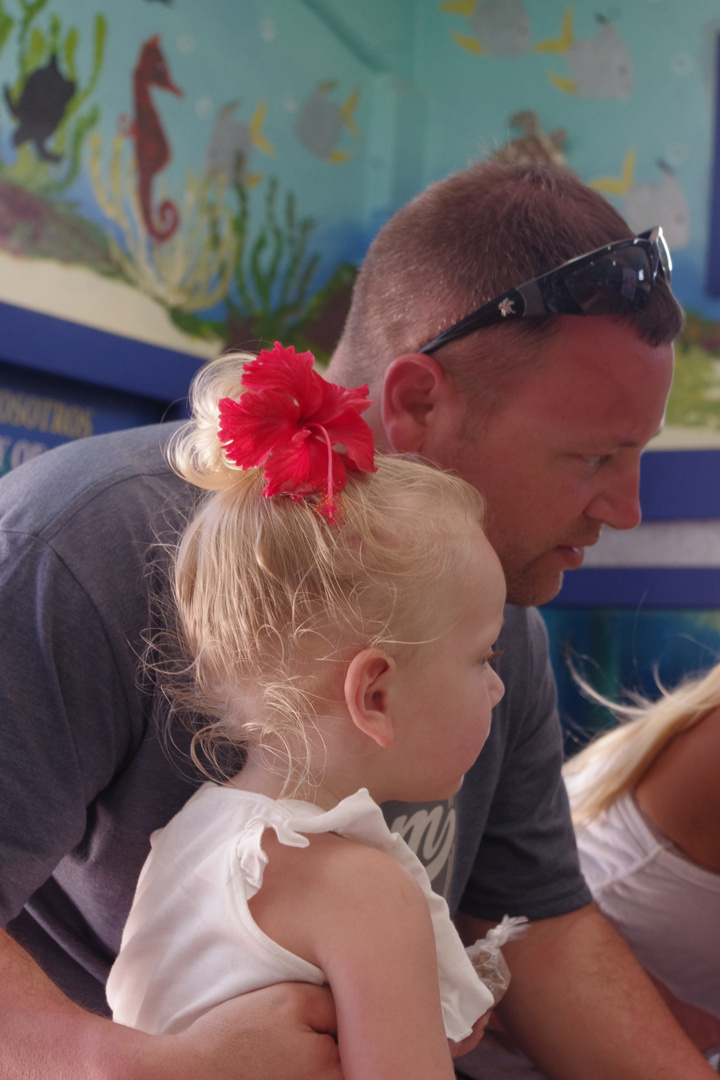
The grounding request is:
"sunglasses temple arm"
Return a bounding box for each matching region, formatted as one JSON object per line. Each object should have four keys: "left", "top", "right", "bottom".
{"left": 515, "top": 279, "right": 548, "bottom": 316}
{"left": 416, "top": 308, "right": 495, "bottom": 354}
{"left": 418, "top": 288, "right": 537, "bottom": 354}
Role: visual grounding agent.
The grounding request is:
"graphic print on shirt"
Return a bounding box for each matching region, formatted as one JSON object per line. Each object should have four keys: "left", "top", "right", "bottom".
{"left": 383, "top": 796, "right": 456, "bottom": 900}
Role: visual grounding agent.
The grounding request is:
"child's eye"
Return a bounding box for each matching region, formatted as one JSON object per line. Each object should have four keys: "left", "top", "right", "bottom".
{"left": 483, "top": 649, "right": 503, "bottom": 667}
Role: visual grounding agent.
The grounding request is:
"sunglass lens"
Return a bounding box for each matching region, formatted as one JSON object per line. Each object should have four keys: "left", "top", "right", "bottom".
{"left": 561, "top": 248, "right": 654, "bottom": 315}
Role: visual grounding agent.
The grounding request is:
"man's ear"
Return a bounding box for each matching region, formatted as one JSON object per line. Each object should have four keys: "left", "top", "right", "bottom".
{"left": 381, "top": 353, "right": 461, "bottom": 454}
{"left": 344, "top": 649, "right": 396, "bottom": 749}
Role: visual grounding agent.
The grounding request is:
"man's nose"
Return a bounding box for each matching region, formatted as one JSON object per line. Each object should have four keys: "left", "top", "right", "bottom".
{"left": 584, "top": 464, "right": 642, "bottom": 532}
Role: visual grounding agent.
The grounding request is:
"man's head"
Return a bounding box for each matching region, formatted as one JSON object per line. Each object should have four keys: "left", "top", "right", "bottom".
{"left": 327, "top": 161, "right": 683, "bottom": 606}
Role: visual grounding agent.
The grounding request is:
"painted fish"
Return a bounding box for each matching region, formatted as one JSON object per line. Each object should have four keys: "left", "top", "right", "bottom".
{"left": 4, "top": 54, "right": 75, "bottom": 163}
{"left": 624, "top": 163, "right": 688, "bottom": 250}
{"left": 441, "top": 0, "right": 531, "bottom": 57}
{"left": 593, "top": 153, "right": 688, "bottom": 249}
{"left": 206, "top": 100, "right": 275, "bottom": 187}
{"left": 540, "top": 11, "right": 633, "bottom": 100}
{"left": 295, "top": 80, "right": 360, "bottom": 164}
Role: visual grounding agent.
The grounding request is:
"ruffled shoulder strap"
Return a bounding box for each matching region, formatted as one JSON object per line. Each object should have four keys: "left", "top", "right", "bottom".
{"left": 235, "top": 796, "right": 327, "bottom": 895}
{"left": 234, "top": 788, "right": 399, "bottom": 896}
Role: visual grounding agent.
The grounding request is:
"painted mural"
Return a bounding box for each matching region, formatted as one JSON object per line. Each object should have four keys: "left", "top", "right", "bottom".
{"left": 0, "top": 0, "right": 719, "bottom": 462}
{"left": 0, "top": 0, "right": 719, "bottom": 433}
{"left": 0, "top": 0, "right": 367, "bottom": 371}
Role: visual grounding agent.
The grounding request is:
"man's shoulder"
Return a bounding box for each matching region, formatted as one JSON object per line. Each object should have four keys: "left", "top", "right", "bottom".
{"left": 0, "top": 421, "right": 191, "bottom": 541}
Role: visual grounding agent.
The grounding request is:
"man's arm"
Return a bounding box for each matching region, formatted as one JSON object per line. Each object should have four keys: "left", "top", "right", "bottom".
{"left": 0, "top": 929, "right": 342, "bottom": 1080}
{"left": 648, "top": 975, "right": 720, "bottom": 1055}
{"left": 456, "top": 904, "right": 717, "bottom": 1080}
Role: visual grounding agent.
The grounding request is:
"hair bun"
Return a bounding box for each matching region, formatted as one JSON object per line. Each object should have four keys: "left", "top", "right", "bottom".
{"left": 169, "top": 352, "right": 257, "bottom": 492}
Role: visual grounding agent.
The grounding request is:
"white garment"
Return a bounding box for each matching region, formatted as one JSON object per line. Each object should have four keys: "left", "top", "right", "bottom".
{"left": 566, "top": 776, "right": 720, "bottom": 1021}
{"left": 107, "top": 785, "right": 493, "bottom": 1037}
{"left": 457, "top": 779, "right": 720, "bottom": 1080}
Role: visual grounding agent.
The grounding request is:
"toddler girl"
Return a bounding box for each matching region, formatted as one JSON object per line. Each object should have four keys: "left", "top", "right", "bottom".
{"left": 106, "top": 343, "right": 507, "bottom": 1080}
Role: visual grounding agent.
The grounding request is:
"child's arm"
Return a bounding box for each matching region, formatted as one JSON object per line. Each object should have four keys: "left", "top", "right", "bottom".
{"left": 251, "top": 831, "right": 459, "bottom": 1080}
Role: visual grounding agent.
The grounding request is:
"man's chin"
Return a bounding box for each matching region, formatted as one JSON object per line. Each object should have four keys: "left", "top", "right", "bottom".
{"left": 502, "top": 543, "right": 591, "bottom": 607}
{"left": 504, "top": 568, "right": 565, "bottom": 608}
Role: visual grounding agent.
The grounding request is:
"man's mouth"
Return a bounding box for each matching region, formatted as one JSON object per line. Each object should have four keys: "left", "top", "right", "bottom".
{"left": 556, "top": 545, "right": 585, "bottom": 569}
{"left": 554, "top": 535, "right": 601, "bottom": 569}
{"left": 558, "top": 533, "right": 601, "bottom": 554}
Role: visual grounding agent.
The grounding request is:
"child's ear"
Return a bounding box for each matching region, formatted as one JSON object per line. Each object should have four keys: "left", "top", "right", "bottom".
{"left": 344, "top": 648, "right": 396, "bottom": 749}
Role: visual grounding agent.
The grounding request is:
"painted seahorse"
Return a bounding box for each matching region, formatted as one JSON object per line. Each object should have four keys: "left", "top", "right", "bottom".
{"left": 129, "top": 35, "right": 183, "bottom": 241}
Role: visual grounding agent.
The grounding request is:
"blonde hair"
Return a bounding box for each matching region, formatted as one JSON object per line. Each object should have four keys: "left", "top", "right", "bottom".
{"left": 165, "top": 352, "right": 485, "bottom": 791}
{"left": 563, "top": 663, "right": 720, "bottom": 828}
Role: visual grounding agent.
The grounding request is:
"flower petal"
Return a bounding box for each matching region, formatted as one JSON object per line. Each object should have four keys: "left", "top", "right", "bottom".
{"left": 314, "top": 378, "right": 372, "bottom": 426}
{"left": 218, "top": 390, "right": 300, "bottom": 468}
{"left": 323, "top": 407, "right": 377, "bottom": 473}
{"left": 241, "top": 343, "right": 323, "bottom": 417}
{"left": 261, "top": 429, "right": 334, "bottom": 496}
{"left": 263, "top": 432, "right": 349, "bottom": 500}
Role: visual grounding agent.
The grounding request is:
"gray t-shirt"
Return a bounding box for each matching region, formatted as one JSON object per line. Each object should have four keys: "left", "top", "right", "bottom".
{"left": 0, "top": 423, "right": 589, "bottom": 1014}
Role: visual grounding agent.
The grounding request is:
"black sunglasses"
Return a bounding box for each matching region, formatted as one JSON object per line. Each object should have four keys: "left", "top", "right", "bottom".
{"left": 418, "top": 227, "right": 672, "bottom": 355}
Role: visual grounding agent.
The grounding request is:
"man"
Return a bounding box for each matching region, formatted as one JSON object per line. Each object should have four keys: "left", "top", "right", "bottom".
{"left": 326, "top": 162, "right": 706, "bottom": 1079}
{"left": 0, "top": 161, "right": 712, "bottom": 1078}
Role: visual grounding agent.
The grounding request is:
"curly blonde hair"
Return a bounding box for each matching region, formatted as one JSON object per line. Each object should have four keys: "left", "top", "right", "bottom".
{"left": 563, "top": 663, "right": 720, "bottom": 828}
{"left": 165, "top": 353, "right": 486, "bottom": 791}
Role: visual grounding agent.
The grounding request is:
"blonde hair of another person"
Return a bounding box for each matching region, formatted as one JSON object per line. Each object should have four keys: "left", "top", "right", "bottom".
{"left": 563, "top": 663, "right": 720, "bottom": 828}
{"left": 166, "top": 352, "right": 486, "bottom": 795}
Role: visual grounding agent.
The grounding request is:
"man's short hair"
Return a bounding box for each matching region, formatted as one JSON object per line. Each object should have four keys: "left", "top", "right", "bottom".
{"left": 334, "top": 162, "right": 684, "bottom": 408}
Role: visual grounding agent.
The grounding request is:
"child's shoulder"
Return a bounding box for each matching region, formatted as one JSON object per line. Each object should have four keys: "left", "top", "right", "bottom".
{"left": 264, "top": 818, "right": 421, "bottom": 895}
{"left": 268, "top": 788, "right": 429, "bottom": 902}
{"left": 251, "top": 824, "right": 433, "bottom": 972}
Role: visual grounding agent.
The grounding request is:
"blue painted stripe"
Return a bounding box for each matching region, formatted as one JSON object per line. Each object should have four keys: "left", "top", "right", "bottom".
{"left": 0, "top": 299, "right": 204, "bottom": 402}
{"left": 640, "top": 450, "right": 720, "bottom": 521}
{"left": 548, "top": 567, "right": 720, "bottom": 608}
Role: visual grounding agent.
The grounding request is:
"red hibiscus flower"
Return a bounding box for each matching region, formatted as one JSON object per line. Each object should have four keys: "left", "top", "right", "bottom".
{"left": 218, "top": 342, "right": 376, "bottom": 522}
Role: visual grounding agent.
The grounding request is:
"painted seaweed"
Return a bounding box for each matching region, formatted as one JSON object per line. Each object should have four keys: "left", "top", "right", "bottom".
{"left": 218, "top": 173, "right": 356, "bottom": 362}
{"left": 89, "top": 130, "right": 238, "bottom": 323}
{"left": 224, "top": 176, "right": 319, "bottom": 343}
{"left": 667, "top": 310, "right": 720, "bottom": 431}
{"left": 91, "top": 130, "right": 358, "bottom": 359}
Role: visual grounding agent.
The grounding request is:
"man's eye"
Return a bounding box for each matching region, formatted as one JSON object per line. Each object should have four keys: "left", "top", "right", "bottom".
{"left": 583, "top": 454, "right": 610, "bottom": 469}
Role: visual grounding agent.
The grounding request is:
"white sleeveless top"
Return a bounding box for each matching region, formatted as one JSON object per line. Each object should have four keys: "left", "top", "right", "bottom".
{"left": 107, "top": 785, "right": 493, "bottom": 1037}
{"left": 566, "top": 776, "right": 720, "bottom": 1019}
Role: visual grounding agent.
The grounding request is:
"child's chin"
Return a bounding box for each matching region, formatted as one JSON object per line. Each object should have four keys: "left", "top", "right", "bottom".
{"left": 429, "top": 775, "right": 464, "bottom": 801}
{"left": 396, "top": 775, "right": 465, "bottom": 804}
